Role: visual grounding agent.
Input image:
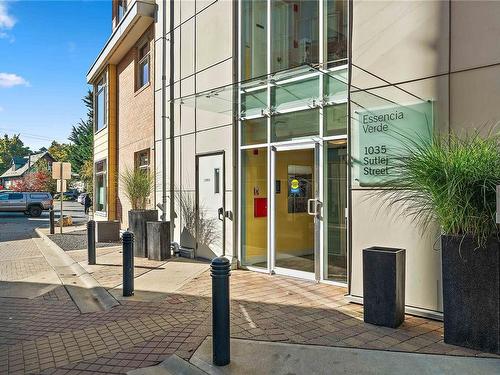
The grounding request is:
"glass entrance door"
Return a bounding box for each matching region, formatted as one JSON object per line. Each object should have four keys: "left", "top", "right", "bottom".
{"left": 272, "top": 143, "right": 320, "bottom": 279}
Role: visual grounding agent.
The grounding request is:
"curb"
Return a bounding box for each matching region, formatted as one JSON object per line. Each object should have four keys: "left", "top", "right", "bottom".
{"left": 35, "top": 227, "right": 120, "bottom": 313}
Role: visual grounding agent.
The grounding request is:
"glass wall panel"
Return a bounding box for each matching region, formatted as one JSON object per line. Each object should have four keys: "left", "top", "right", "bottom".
{"left": 242, "top": 0, "right": 267, "bottom": 80}
{"left": 242, "top": 118, "right": 267, "bottom": 145}
{"left": 271, "top": 108, "right": 319, "bottom": 142}
{"left": 241, "top": 88, "right": 267, "bottom": 118}
{"left": 271, "top": 0, "right": 319, "bottom": 72}
{"left": 241, "top": 148, "right": 268, "bottom": 267}
{"left": 325, "top": 140, "right": 347, "bottom": 282}
{"left": 325, "top": 0, "right": 348, "bottom": 64}
{"left": 324, "top": 67, "right": 348, "bottom": 104}
{"left": 273, "top": 75, "right": 319, "bottom": 112}
{"left": 324, "top": 103, "right": 347, "bottom": 136}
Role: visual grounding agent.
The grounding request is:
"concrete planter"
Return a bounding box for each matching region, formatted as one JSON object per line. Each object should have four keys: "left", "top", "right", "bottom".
{"left": 147, "top": 221, "right": 171, "bottom": 261}
{"left": 442, "top": 235, "right": 500, "bottom": 354}
{"left": 363, "top": 247, "right": 406, "bottom": 328}
{"left": 128, "top": 210, "right": 158, "bottom": 257}
{"left": 95, "top": 220, "right": 120, "bottom": 242}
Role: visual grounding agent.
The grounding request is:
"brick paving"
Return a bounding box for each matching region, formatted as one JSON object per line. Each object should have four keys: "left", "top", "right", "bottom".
{"left": 1, "top": 236, "right": 499, "bottom": 374}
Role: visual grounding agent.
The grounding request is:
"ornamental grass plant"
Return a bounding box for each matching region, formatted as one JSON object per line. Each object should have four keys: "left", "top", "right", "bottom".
{"left": 378, "top": 130, "right": 500, "bottom": 248}
{"left": 121, "top": 167, "right": 154, "bottom": 210}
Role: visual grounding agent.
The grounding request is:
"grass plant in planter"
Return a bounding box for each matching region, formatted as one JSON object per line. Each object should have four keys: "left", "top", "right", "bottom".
{"left": 377, "top": 131, "right": 500, "bottom": 353}
{"left": 122, "top": 167, "right": 157, "bottom": 257}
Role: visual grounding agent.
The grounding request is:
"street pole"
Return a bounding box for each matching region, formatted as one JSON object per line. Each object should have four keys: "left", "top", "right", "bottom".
{"left": 60, "top": 162, "right": 63, "bottom": 234}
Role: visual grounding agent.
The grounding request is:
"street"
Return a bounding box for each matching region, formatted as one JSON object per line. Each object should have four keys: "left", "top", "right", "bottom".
{"left": 0, "top": 201, "right": 87, "bottom": 242}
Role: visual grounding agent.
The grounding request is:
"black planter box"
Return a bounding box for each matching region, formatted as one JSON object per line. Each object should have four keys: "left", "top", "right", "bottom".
{"left": 363, "top": 247, "right": 406, "bottom": 328}
{"left": 128, "top": 210, "right": 158, "bottom": 257}
{"left": 442, "top": 235, "right": 500, "bottom": 354}
{"left": 147, "top": 221, "right": 171, "bottom": 261}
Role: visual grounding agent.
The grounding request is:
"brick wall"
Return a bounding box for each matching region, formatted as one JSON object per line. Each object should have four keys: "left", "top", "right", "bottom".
{"left": 116, "top": 26, "right": 155, "bottom": 228}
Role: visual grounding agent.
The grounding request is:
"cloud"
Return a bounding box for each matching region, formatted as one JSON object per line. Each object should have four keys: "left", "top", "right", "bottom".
{"left": 0, "top": 106, "right": 4, "bottom": 112}
{"left": 0, "top": 1, "right": 16, "bottom": 30}
{"left": 0, "top": 73, "right": 29, "bottom": 88}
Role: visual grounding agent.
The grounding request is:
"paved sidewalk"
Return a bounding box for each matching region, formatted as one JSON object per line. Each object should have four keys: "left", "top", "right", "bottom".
{"left": 0, "top": 231, "right": 499, "bottom": 374}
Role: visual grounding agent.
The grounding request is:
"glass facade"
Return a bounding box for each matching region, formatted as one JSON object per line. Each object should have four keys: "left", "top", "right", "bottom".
{"left": 95, "top": 160, "right": 107, "bottom": 212}
{"left": 239, "top": 0, "right": 349, "bottom": 282}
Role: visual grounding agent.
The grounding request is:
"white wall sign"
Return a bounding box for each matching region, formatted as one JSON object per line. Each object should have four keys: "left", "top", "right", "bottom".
{"left": 357, "top": 101, "right": 433, "bottom": 186}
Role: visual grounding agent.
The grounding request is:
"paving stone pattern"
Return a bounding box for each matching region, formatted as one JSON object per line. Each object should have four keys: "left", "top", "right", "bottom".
{"left": 1, "top": 239, "right": 499, "bottom": 374}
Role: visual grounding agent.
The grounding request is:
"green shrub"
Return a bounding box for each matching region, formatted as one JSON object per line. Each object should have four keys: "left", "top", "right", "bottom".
{"left": 121, "top": 167, "right": 154, "bottom": 210}
{"left": 378, "top": 130, "right": 500, "bottom": 248}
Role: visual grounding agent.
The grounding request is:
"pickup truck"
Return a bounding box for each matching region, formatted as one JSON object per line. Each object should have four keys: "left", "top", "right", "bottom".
{"left": 0, "top": 192, "right": 53, "bottom": 217}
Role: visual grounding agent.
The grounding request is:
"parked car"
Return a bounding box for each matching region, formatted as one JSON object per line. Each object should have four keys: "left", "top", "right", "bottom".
{"left": 0, "top": 192, "right": 53, "bottom": 217}
{"left": 77, "top": 193, "right": 87, "bottom": 205}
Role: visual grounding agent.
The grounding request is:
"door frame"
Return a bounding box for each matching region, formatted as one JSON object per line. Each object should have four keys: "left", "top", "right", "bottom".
{"left": 270, "top": 141, "right": 322, "bottom": 281}
{"left": 195, "top": 151, "right": 226, "bottom": 258}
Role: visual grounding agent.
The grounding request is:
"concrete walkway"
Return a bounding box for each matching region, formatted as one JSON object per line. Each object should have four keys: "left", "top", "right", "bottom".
{"left": 191, "top": 337, "right": 500, "bottom": 375}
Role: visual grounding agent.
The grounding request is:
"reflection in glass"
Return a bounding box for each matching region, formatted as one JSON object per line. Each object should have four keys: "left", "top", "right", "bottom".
{"left": 242, "top": 148, "right": 268, "bottom": 267}
{"left": 324, "top": 103, "right": 347, "bottom": 136}
{"left": 325, "top": 0, "right": 348, "bottom": 64}
{"left": 271, "top": 0, "right": 319, "bottom": 72}
{"left": 324, "top": 67, "right": 348, "bottom": 104}
{"left": 271, "top": 109, "right": 319, "bottom": 142}
{"left": 241, "top": 89, "right": 267, "bottom": 118}
{"left": 326, "top": 140, "right": 347, "bottom": 282}
{"left": 275, "top": 148, "right": 315, "bottom": 272}
{"left": 242, "top": 0, "right": 267, "bottom": 79}
{"left": 242, "top": 118, "right": 267, "bottom": 145}
{"left": 273, "top": 75, "right": 319, "bottom": 112}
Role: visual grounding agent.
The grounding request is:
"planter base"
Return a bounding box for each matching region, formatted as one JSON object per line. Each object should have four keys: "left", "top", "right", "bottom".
{"left": 147, "top": 221, "right": 171, "bottom": 261}
{"left": 442, "top": 236, "right": 500, "bottom": 354}
{"left": 363, "top": 247, "right": 406, "bottom": 328}
{"left": 128, "top": 210, "right": 158, "bottom": 258}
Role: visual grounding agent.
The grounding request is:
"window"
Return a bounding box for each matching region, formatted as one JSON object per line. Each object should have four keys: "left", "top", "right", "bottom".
{"left": 95, "top": 74, "right": 107, "bottom": 132}
{"left": 95, "top": 160, "right": 107, "bottom": 212}
{"left": 0, "top": 194, "right": 8, "bottom": 201}
{"left": 271, "top": 0, "right": 319, "bottom": 72}
{"left": 9, "top": 193, "right": 23, "bottom": 200}
{"left": 134, "top": 149, "right": 150, "bottom": 171}
{"left": 137, "top": 41, "right": 150, "bottom": 89}
{"left": 241, "top": 0, "right": 267, "bottom": 80}
{"left": 325, "top": 0, "right": 348, "bottom": 65}
{"left": 117, "top": 0, "right": 127, "bottom": 23}
{"left": 214, "top": 168, "right": 220, "bottom": 194}
{"left": 30, "top": 193, "right": 50, "bottom": 200}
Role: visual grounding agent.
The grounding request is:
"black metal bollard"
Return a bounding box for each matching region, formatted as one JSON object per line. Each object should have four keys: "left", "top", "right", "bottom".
{"left": 49, "top": 209, "right": 55, "bottom": 235}
{"left": 122, "top": 231, "right": 134, "bottom": 297}
{"left": 211, "top": 257, "right": 231, "bottom": 366}
{"left": 87, "top": 220, "right": 96, "bottom": 265}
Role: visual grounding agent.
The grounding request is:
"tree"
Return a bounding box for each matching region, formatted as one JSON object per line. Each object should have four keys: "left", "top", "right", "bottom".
{"left": 68, "top": 91, "right": 93, "bottom": 175}
{"left": 12, "top": 171, "right": 51, "bottom": 192}
{"left": 0, "top": 134, "right": 31, "bottom": 175}
{"left": 48, "top": 141, "right": 71, "bottom": 162}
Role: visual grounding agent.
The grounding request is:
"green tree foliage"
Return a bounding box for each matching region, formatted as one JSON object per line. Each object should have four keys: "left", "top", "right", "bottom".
{"left": 0, "top": 134, "right": 31, "bottom": 175}
{"left": 48, "top": 141, "right": 71, "bottom": 162}
{"left": 68, "top": 90, "right": 93, "bottom": 175}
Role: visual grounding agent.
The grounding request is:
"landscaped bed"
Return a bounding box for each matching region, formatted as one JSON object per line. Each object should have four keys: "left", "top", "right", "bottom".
{"left": 48, "top": 230, "right": 121, "bottom": 251}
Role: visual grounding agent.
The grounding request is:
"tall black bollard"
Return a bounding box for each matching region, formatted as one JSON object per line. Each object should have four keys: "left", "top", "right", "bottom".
{"left": 122, "top": 231, "right": 134, "bottom": 297}
{"left": 211, "top": 257, "right": 231, "bottom": 366}
{"left": 87, "top": 220, "right": 96, "bottom": 265}
{"left": 49, "top": 209, "right": 55, "bottom": 235}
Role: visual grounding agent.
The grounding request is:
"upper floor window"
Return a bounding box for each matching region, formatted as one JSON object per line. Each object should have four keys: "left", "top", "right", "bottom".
{"left": 135, "top": 149, "right": 150, "bottom": 171}
{"left": 117, "top": 0, "right": 127, "bottom": 24}
{"left": 95, "top": 74, "right": 107, "bottom": 132}
{"left": 137, "top": 41, "right": 150, "bottom": 89}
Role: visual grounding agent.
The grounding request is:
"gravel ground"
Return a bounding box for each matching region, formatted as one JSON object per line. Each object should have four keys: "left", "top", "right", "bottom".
{"left": 48, "top": 230, "right": 121, "bottom": 251}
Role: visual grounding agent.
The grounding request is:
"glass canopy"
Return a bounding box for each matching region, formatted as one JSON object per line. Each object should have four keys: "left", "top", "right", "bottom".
{"left": 170, "top": 64, "right": 348, "bottom": 119}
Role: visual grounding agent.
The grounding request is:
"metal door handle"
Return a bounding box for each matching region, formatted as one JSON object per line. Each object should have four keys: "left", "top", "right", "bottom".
{"left": 218, "top": 207, "right": 224, "bottom": 221}
{"left": 307, "top": 199, "right": 316, "bottom": 216}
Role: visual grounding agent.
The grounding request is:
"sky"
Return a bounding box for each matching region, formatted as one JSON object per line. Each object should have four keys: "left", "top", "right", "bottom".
{"left": 0, "top": 0, "right": 110, "bottom": 150}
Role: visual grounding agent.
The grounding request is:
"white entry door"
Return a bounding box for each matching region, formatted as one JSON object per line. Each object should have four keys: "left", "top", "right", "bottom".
{"left": 197, "top": 153, "right": 225, "bottom": 259}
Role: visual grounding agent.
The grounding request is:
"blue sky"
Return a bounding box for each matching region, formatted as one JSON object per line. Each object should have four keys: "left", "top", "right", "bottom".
{"left": 0, "top": 0, "right": 110, "bottom": 150}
